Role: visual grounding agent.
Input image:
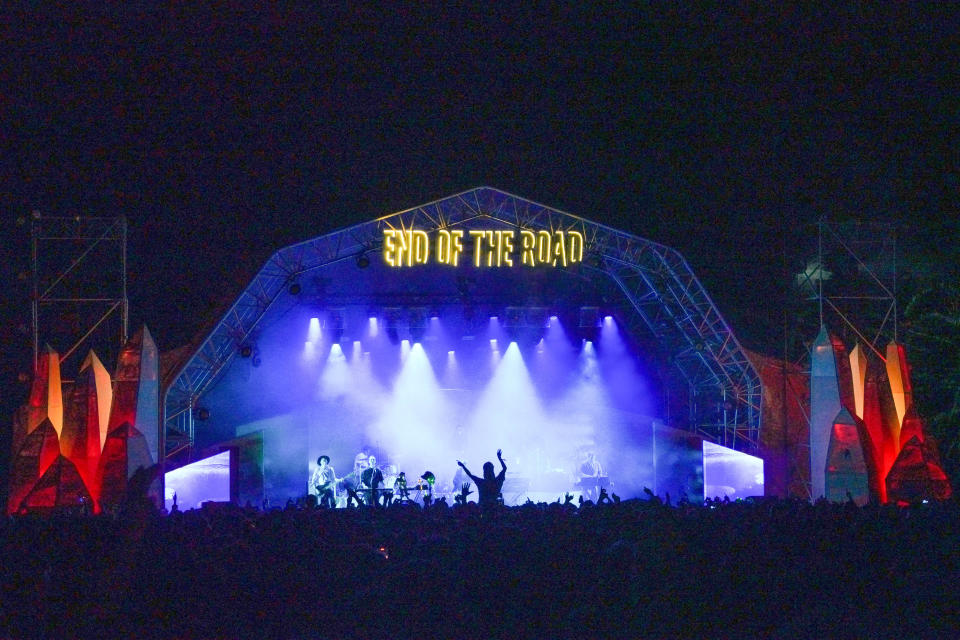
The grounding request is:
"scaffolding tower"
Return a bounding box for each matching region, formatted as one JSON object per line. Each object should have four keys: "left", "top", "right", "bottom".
{"left": 30, "top": 212, "right": 128, "bottom": 377}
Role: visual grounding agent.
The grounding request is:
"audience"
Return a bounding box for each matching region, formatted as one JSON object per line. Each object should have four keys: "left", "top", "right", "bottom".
{"left": 1, "top": 491, "right": 958, "bottom": 639}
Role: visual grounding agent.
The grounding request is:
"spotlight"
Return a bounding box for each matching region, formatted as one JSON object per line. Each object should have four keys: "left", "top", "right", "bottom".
{"left": 194, "top": 407, "right": 211, "bottom": 421}
{"left": 239, "top": 345, "right": 253, "bottom": 358}
{"left": 288, "top": 281, "right": 302, "bottom": 296}
{"left": 356, "top": 253, "right": 370, "bottom": 269}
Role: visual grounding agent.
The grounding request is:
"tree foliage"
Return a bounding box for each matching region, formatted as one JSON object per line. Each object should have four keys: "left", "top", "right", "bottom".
{"left": 901, "top": 267, "right": 960, "bottom": 489}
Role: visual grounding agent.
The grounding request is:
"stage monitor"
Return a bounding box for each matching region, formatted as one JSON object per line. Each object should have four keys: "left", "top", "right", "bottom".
{"left": 164, "top": 450, "right": 231, "bottom": 512}
{"left": 702, "top": 441, "right": 764, "bottom": 501}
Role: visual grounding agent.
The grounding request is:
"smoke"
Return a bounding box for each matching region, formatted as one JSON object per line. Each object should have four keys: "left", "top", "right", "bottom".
{"left": 208, "top": 307, "right": 663, "bottom": 502}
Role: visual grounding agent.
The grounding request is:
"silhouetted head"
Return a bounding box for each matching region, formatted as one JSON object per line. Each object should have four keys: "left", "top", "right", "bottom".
{"left": 483, "top": 461, "right": 495, "bottom": 479}
{"left": 318, "top": 455, "right": 330, "bottom": 467}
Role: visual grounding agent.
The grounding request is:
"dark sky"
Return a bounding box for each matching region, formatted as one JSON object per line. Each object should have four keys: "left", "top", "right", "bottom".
{"left": 1, "top": 4, "right": 957, "bottom": 417}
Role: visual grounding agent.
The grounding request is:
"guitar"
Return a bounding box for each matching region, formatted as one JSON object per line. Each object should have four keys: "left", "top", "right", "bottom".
{"left": 315, "top": 471, "right": 337, "bottom": 494}
{"left": 316, "top": 480, "right": 335, "bottom": 493}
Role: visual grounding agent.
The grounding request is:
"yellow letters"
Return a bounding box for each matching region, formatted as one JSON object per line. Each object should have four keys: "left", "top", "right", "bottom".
{"left": 437, "top": 229, "right": 464, "bottom": 266}
{"left": 384, "top": 228, "right": 584, "bottom": 268}
{"left": 521, "top": 230, "right": 536, "bottom": 266}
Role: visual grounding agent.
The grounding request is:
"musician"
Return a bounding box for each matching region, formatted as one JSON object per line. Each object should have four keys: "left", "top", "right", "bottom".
{"left": 393, "top": 472, "right": 409, "bottom": 501}
{"left": 359, "top": 455, "right": 384, "bottom": 505}
{"left": 311, "top": 455, "right": 337, "bottom": 508}
{"left": 578, "top": 451, "right": 604, "bottom": 501}
{"left": 419, "top": 471, "right": 436, "bottom": 504}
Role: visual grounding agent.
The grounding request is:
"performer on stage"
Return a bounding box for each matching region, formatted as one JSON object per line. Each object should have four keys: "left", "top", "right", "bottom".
{"left": 311, "top": 455, "right": 337, "bottom": 508}
{"left": 578, "top": 451, "right": 605, "bottom": 502}
{"left": 393, "top": 471, "right": 409, "bottom": 501}
{"left": 359, "top": 455, "right": 384, "bottom": 505}
{"left": 419, "top": 471, "right": 436, "bottom": 504}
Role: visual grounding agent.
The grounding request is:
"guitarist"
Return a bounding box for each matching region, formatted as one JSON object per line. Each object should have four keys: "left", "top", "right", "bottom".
{"left": 312, "top": 455, "right": 337, "bottom": 508}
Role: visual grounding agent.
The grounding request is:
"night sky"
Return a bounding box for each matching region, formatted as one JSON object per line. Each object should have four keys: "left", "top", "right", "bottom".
{"left": 1, "top": 5, "right": 957, "bottom": 431}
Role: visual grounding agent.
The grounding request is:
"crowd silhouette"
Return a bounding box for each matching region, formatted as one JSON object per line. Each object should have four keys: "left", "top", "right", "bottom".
{"left": 2, "top": 475, "right": 959, "bottom": 638}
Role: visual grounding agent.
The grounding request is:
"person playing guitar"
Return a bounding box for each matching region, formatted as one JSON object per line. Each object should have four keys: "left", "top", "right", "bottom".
{"left": 312, "top": 455, "right": 337, "bottom": 508}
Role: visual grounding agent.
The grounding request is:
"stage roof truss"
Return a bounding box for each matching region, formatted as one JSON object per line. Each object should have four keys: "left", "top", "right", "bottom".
{"left": 164, "top": 187, "right": 762, "bottom": 458}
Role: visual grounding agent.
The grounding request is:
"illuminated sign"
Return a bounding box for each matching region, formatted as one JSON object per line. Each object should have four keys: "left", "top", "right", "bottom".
{"left": 383, "top": 228, "right": 585, "bottom": 268}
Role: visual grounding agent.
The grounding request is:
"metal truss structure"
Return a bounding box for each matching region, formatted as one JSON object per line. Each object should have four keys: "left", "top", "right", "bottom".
{"left": 802, "top": 218, "right": 898, "bottom": 361}
{"left": 164, "top": 187, "right": 762, "bottom": 458}
{"left": 30, "top": 213, "right": 129, "bottom": 376}
{"left": 792, "top": 218, "right": 898, "bottom": 500}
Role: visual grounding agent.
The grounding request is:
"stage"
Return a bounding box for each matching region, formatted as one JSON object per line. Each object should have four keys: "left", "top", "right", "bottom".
{"left": 163, "top": 188, "right": 764, "bottom": 508}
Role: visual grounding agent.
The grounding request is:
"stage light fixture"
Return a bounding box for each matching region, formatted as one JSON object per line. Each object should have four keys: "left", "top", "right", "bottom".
{"left": 356, "top": 253, "right": 370, "bottom": 269}
{"left": 239, "top": 345, "right": 253, "bottom": 358}
{"left": 194, "top": 407, "right": 211, "bottom": 421}
{"left": 288, "top": 281, "right": 302, "bottom": 296}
